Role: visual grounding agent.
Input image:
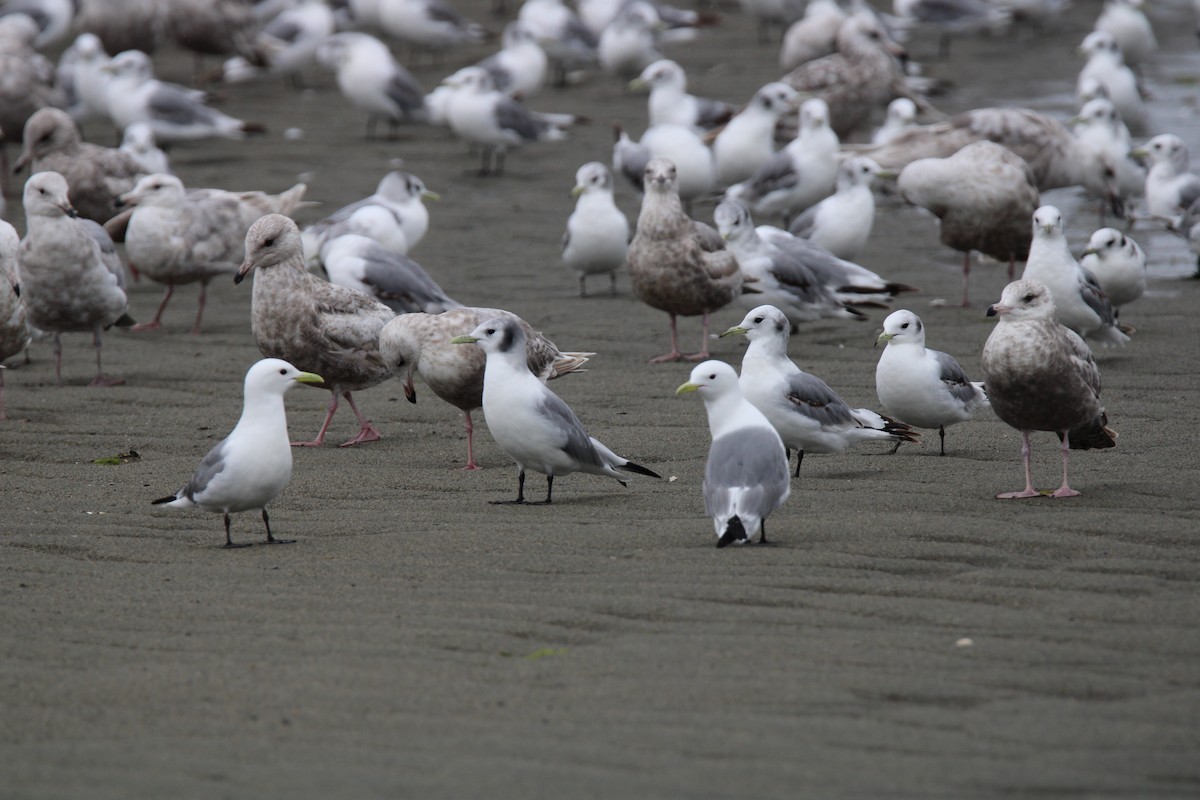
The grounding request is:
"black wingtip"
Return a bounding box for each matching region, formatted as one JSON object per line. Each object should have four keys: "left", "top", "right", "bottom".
{"left": 717, "top": 517, "right": 747, "bottom": 549}
{"left": 151, "top": 495, "right": 176, "bottom": 505}
{"left": 618, "top": 460, "right": 662, "bottom": 479}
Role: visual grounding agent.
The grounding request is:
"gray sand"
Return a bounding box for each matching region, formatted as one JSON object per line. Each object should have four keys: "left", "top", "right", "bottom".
{"left": 2, "top": 2, "right": 1200, "bottom": 797}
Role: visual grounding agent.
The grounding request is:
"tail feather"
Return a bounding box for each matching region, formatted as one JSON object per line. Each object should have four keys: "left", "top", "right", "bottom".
{"left": 151, "top": 494, "right": 177, "bottom": 505}
{"left": 1061, "top": 414, "right": 1118, "bottom": 450}
{"left": 275, "top": 183, "right": 308, "bottom": 216}
{"left": 548, "top": 351, "right": 593, "bottom": 380}
{"left": 717, "top": 516, "right": 747, "bottom": 548}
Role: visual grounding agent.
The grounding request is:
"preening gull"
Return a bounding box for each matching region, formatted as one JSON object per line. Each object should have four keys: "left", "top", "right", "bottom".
{"left": 627, "top": 157, "right": 747, "bottom": 363}
{"left": 118, "top": 174, "right": 307, "bottom": 333}
{"left": 302, "top": 169, "right": 437, "bottom": 267}
{"left": 713, "top": 81, "right": 799, "bottom": 187}
{"left": 1079, "top": 227, "right": 1145, "bottom": 311}
{"left": 1021, "top": 206, "right": 1130, "bottom": 347}
{"left": 981, "top": 279, "right": 1117, "bottom": 498}
{"left": 450, "top": 317, "right": 660, "bottom": 503}
{"left": 714, "top": 199, "right": 867, "bottom": 326}
{"left": 17, "top": 172, "right": 133, "bottom": 387}
{"left": 628, "top": 59, "right": 736, "bottom": 131}
{"left": 235, "top": 215, "right": 396, "bottom": 447}
{"left": 1076, "top": 31, "right": 1145, "bottom": 133}
{"left": 152, "top": 358, "right": 324, "bottom": 548}
{"left": 1135, "top": 134, "right": 1200, "bottom": 223}
{"left": 319, "top": 232, "right": 460, "bottom": 314}
{"left": 875, "top": 309, "right": 989, "bottom": 455}
{"left": 898, "top": 140, "right": 1039, "bottom": 306}
{"left": 676, "top": 360, "right": 790, "bottom": 547}
{"left": 562, "top": 162, "right": 629, "bottom": 296}
{"left": 102, "top": 50, "right": 266, "bottom": 142}
{"left": 787, "top": 156, "right": 884, "bottom": 260}
{"left": 0, "top": 221, "right": 30, "bottom": 419}
{"left": 13, "top": 107, "right": 146, "bottom": 224}
{"left": 379, "top": 307, "right": 591, "bottom": 469}
{"left": 721, "top": 304, "right": 918, "bottom": 476}
{"left": 316, "top": 32, "right": 427, "bottom": 138}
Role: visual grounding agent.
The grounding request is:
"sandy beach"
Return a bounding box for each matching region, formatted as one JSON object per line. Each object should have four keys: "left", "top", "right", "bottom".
{"left": 2, "top": 1, "right": 1200, "bottom": 796}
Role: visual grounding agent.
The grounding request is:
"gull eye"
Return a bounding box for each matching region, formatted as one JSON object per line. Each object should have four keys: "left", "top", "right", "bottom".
{"left": 485, "top": 328, "right": 495, "bottom": 335}
{"left": 753, "top": 316, "right": 763, "bottom": 324}
{"left": 1022, "top": 293, "right": 1035, "bottom": 303}
{"left": 279, "top": 368, "right": 287, "bottom": 375}
{"left": 264, "top": 237, "right": 276, "bottom": 247}
{"left": 707, "top": 373, "right": 716, "bottom": 380}
{"left": 900, "top": 322, "right": 908, "bottom": 329}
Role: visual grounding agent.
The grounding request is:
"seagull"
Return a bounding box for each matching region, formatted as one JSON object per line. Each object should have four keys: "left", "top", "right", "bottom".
{"left": 152, "top": 358, "right": 324, "bottom": 548}
{"left": 1021, "top": 206, "right": 1129, "bottom": 347}
{"left": 1079, "top": 227, "right": 1146, "bottom": 311}
{"left": 611, "top": 122, "right": 716, "bottom": 207}
{"left": 217, "top": 0, "right": 337, "bottom": 85}
{"left": 740, "top": 0, "right": 804, "bottom": 43}
{"left": 1171, "top": 199, "right": 1200, "bottom": 277}
{"left": 103, "top": 50, "right": 267, "bottom": 142}
{"left": 450, "top": 317, "right": 660, "bottom": 503}
{"left": 0, "top": 15, "right": 66, "bottom": 154}
{"left": 875, "top": 309, "right": 989, "bottom": 455}
{"left": 898, "top": 140, "right": 1040, "bottom": 307}
{"left": 516, "top": 0, "right": 598, "bottom": 86}
{"left": 235, "top": 214, "right": 396, "bottom": 448}
{"left": 628, "top": 59, "right": 736, "bottom": 132}
{"left": 1093, "top": 0, "right": 1156, "bottom": 68}
{"left": 627, "top": 157, "right": 746, "bottom": 363}
{"left": 562, "top": 162, "right": 630, "bottom": 296}
{"left": 1069, "top": 98, "right": 1143, "bottom": 218}
{"left": 444, "top": 66, "right": 571, "bottom": 175}
{"left": 17, "top": 172, "right": 133, "bottom": 387}
{"left": 713, "top": 82, "right": 800, "bottom": 188}
{"left": 981, "top": 279, "right": 1117, "bottom": 499}
{"left": 871, "top": 97, "right": 918, "bottom": 146}
{"left": 714, "top": 199, "right": 867, "bottom": 326}
{"left": 1135, "top": 134, "right": 1200, "bottom": 223}
{"left": 891, "top": 0, "right": 1011, "bottom": 58}
{"left": 56, "top": 32, "right": 112, "bottom": 124}
{"left": 598, "top": 1, "right": 666, "bottom": 77}
{"left": 0, "top": 220, "right": 30, "bottom": 420}
{"left": 315, "top": 32, "right": 427, "bottom": 138}
{"left": 676, "top": 360, "right": 790, "bottom": 547}
{"left": 378, "top": 0, "right": 488, "bottom": 57}
{"left": 475, "top": 21, "right": 549, "bottom": 98}
{"left": 120, "top": 123, "right": 171, "bottom": 175}
{"left": 779, "top": 0, "right": 847, "bottom": 71}
{"left": 12, "top": 107, "right": 146, "bottom": 224}
{"left": 379, "top": 307, "right": 591, "bottom": 470}
{"left": 787, "top": 156, "right": 884, "bottom": 261}
{"left": 1076, "top": 31, "right": 1145, "bottom": 133}
{"left": 721, "top": 304, "right": 918, "bottom": 476}
{"left": 301, "top": 169, "right": 437, "bottom": 267}
{"left": 319, "top": 232, "right": 461, "bottom": 314}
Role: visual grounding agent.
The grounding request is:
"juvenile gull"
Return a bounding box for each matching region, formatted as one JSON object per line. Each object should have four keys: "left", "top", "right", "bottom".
{"left": 676, "top": 360, "right": 790, "bottom": 547}
{"left": 235, "top": 215, "right": 396, "bottom": 447}
{"left": 628, "top": 59, "right": 736, "bottom": 131}
{"left": 316, "top": 32, "right": 427, "bottom": 138}
{"left": 1021, "top": 206, "right": 1129, "bottom": 347}
{"left": 319, "top": 232, "right": 460, "bottom": 314}
{"left": 17, "top": 172, "right": 133, "bottom": 387}
{"left": 0, "top": 15, "right": 66, "bottom": 154}
{"left": 875, "top": 309, "right": 988, "bottom": 455}
{"left": 118, "top": 174, "right": 307, "bottom": 333}
{"left": 451, "top": 317, "right": 660, "bottom": 503}
{"left": 1079, "top": 227, "right": 1145, "bottom": 311}
{"left": 152, "top": 358, "right": 324, "bottom": 548}
{"left": 787, "top": 156, "right": 883, "bottom": 260}
{"left": 0, "top": 221, "right": 30, "bottom": 419}
{"left": 981, "top": 279, "right": 1117, "bottom": 498}
{"left": 627, "top": 157, "right": 746, "bottom": 363}
{"left": 713, "top": 82, "right": 800, "bottom": 188}
{"left": 722, "top": 304, "right": 918, "bottom": 476}
{"left": 379, "top": 307, "right": 591, "bottom": 469}
{"left": 898, "top": 140, "right": 1039, "bottom": 306}
{"left": 562, "top": 162, "right": 629, "bottom": 296}
{"left": 12, "top": 108, "right": 146, "bottom": 224}
{"left": 1135, "top": 134, "right": 1200, "bottom": 223}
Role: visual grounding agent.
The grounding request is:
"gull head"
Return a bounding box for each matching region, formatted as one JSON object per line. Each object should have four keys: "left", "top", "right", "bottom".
{"left": 676, "top": 360, "right": 740, "bottom": 398}
{"left": 751, "top": 82, "right": 800, "bottom": 118}
{"left": 721, "top": 304, "right": 790, "bottom": 342}
{"left": 572, "top": 162, "right": 613, "bottom": 196}
{"left": 644, "top": 157, "right": 679, "bottom": 194}
{"left": 451, "top": 317, "right": 524, "bottom": 355}
{"left": 13, "top": 109, "right": 80, "bottom": 172}
{"left": 798, "top": 98, "right": 830, "bottom": 132}
{"left": 236, "top": 214, "right": 301, "bottom": 284}
{"left": 1081, "top": 227, "right": 1128, "bottom": 260}
{"left": 713, "top": 198, "right": 755, "bottom": 243}
{"left": 378, "top": 170, "right": 439, "bottom": 204}
{"left": 1134, "top": 134, "right": 1188, "bottom": 172}
{"left": 838, "top": 156, "right": 886, "bottom": 188}
{"left": 987, "top": 279, "right": 1056, "bottom": 321}
{"left": 629, "top": 59, "right": 684, "bottom": 93}
{"left": 246, "top": 358, "right": 323, "bottom": 396}
{"left": 877, "top": 309, "right": 925, "bottom": 348}
{"left": 1032, "top": 205, "right": 1064, "bottom": 238}
{"left": 1079, "top": 31, "right": 1121, "bottom": 60}
{"left": 105, "top": 49, "right": 153, "bottom": 82}
{"left": 23, "top": 171, "right": 77, "bottom": 219}
{"left": 118, "top": 173, "right": 185, "bottom": 209}
{"left": 378, "top": 317, "right": 422, "bottom": 403}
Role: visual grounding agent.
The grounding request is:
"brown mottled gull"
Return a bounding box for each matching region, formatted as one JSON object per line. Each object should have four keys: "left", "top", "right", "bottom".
{"left": 982, "top": 279, "right": 1117, "bottom": 499}
{"left": 627, "top": 157, "right": 747, "bottom": 363}
{"left": 379, "top": 307, "right": 592, "bottom": 470}
{"left": 235, "top": 214, "right": 395, "bottom": 448}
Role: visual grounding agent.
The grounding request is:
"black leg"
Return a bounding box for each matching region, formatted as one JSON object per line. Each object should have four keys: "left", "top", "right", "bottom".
{"left": 222, "top": 513, "right": 251, "bottom": 549}
{"left": 262, "top": 508, "right": 295, "bottom": 545}
{"left": 889, "top": 440, "right": 902, "bottom": 455}
{"left": 758, "top": 520, "right": 768, "bottom": 545}
{"left": 529, "top": 475, "right": 553, "bottom": 505}
{"left": 793, "top": 450, "right": 804, "bottom": 478}
{"left": 939, "top": 426, "right": 947, "bottom": 456}
{"left": 490, "top": 468, "right": 527, "bottom": 504}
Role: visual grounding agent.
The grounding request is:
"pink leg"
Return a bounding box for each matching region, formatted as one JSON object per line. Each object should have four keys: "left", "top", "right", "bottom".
{"left": 131, "top": 285, "right": 173, "bottom": 332}
{"left": 88, "top": 329, "right": 123, "bottom": 387}
{"left": 960, "top": 252, "right": 972, "bottom": 308}
{"left": 649, "top": 314, "right": 686, "bottom": 364}
{"left": 293, "top": 391, "right": 338, "bottom": 447}
{"left": 685, "top": 311, "right": 712, "bottom": 361}
{"left": 189, "top": 282, "right": 209, "bottom": 336}
{"left": 462, "top": 410, "right": 480, "bottom": 470}
{"left": 1050, "top": 430, "right": 1081, "bottom": 498}
{"left": 997, "top": 431, "right": 1040, "bottom": 499}
{"left": 338, "top": 391, "right": 382, "bottom": 447}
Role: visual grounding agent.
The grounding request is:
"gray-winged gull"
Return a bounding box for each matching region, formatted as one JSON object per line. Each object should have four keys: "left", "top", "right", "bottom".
{"left": 562, "top": 161, "right": 630, "bottom": 296}
{"left": 787, "top": 155, "right": 883, "bottom": 260}
{"left": 1079, "top": 227, "right": 1145, "bottom": 311}
{"left": 301, "top": 169, "right": 437, "bottom": 266}
{"left": 1135, "top": 134, "right": 1200, "bottom": 222}
{"left": 628, "top": 59, "right": 735, "bottom": 131}
{"left": 1076, "top": 31, "right": 1145, "bottom": 132}
{"left": 316, "top": 32, "right": 426, "bottom": 138}
{"left": 319, "top": 232, "right": 460, "bottom": 314}
{"left": 713, "top": 82, "right": 799, "bottom": 187}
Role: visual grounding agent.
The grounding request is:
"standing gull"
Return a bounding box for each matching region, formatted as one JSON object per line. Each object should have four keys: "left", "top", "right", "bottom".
{"left": 1076, "top": 31, "right": 1145, "bottom": 133}
{"left": 875, "top": 309, "right": 989, "bottom": 455}
{"left": 722, "top": 305, "right": 918, "bottom": 476}
{"left": 451, "top": 317, "right": 660, "bottom": 503}
{"left": 713, "top": 81, "right": 800, "bottom": 188}
{"left": 676, "top": 360, "right": 790, "bottom": 548}
{"left": 17, "top": 172, "right": 133, "bottom": 387}
{"left": 377, "top": 0, "right": 488, "bottom": 57}
{"left": 626, "top": 157, "right": 746, "bottom": 363}
{"left": 0, "top": 220, "right": 30, "bottom": 419}
{"left": 120, "top": 123, "right": 170, "bottom": 175}
{"left": 379, "top": 307, "right": 591, "bottom": 470}
{"left": 235, "top": 215, "right": 396, "bottom": 447}
{"left": 1069, "top": 98, "right": 1143, "bottom": 219}
{"left": 316, "top": 32, "right": 427, "bottom": 139}
{"left": 562, "top": 162, "right": 629, "bottom": 296}
{"left": 779, "top": 0, "right": 848, "bottom": 71}
{"left": 628, "top": 59, "right": 736, "bottom": 131}
{"left": 981, "top": 279, "right": 1117, "bottom": 499}
{"left": 1094, "top": 0, "right": 1156, "bottom": 68}
{"left": 319, "top": 232, "right": 461, "bottom": 314}
{"left": 1135, "top": 134, "right": 1200, "bottom": 223}
{"left": 302, "top": 169, "right": 437, "bottom": 267}
{"left": 1079, "top": 227, "right": 1145, "bottom": 312}
{"left": 787, "top": 155, "right": 884, "bottom": 261}
{"left": 152, "top": 358, "right": 324, "bottom": 548}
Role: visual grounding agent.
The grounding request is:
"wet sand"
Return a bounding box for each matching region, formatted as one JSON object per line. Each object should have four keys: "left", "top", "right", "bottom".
{"left": 3, "top": 1, "right": 1200, "bottom": 796}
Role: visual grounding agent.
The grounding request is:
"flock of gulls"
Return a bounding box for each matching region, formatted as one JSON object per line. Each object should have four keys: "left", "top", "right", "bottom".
{"left": 0, "top": 0, "right": 1195, "bottom": 547}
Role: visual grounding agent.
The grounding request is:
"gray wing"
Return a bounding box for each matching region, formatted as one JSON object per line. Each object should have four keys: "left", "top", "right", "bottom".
{"left": 693, "top": 96, "right": 736, "bottom": 129}
{"left": 742, "top": 150, "right": 798, "bottom": 200}
{"left": 536, "top": 392, "right": 604, "bottom": 469}
{"left": 147, "top": 84, "right": 219, "bottom": 127}
{"left": 613, "top": 135, "right": 650, "bottom": 192}
{"left": 784, "top": 371, "right": 855, "bottom": 427}
{"left": 79, "top": 219, "right": 126, "bottom": 291}
{"left": 786, "top": 205, "right": 818, "bottom": 239}
{"left": 764, "top": 233, "right": 855, "bottom": 291}
{"left": 182, "top": 440, "right": 228, "bottom": 502}
{"left": 1078, "top": 266, "right": 1118, "bottom": 327}
{"left": 476, "top": 53, "right": 513, "bottom": 94}
{"left": 691, "top": 220, "right": 724, "bottom": 252}
{"left": 359, "top": 243, "right": 460, "bottom": 313}
{"left": 262, "top": 16, "right": 304, "bottom": 44}
{"left": 494, "top": 97, "right": 545, "bottom": 141}
{"left": 385, "top": 68, "right": 425, "bottom": 117}
{"left": 932, "top": 348, "right": 979, "bottom": 404}
{"left": 1177, "top": 174, "right": 1200, "bottom": 212}
{"left": 703, "top": 428, "right": 789, "bottom": 518}
{"left": 425, "top": 0, "right": 470, "bottom": 26}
